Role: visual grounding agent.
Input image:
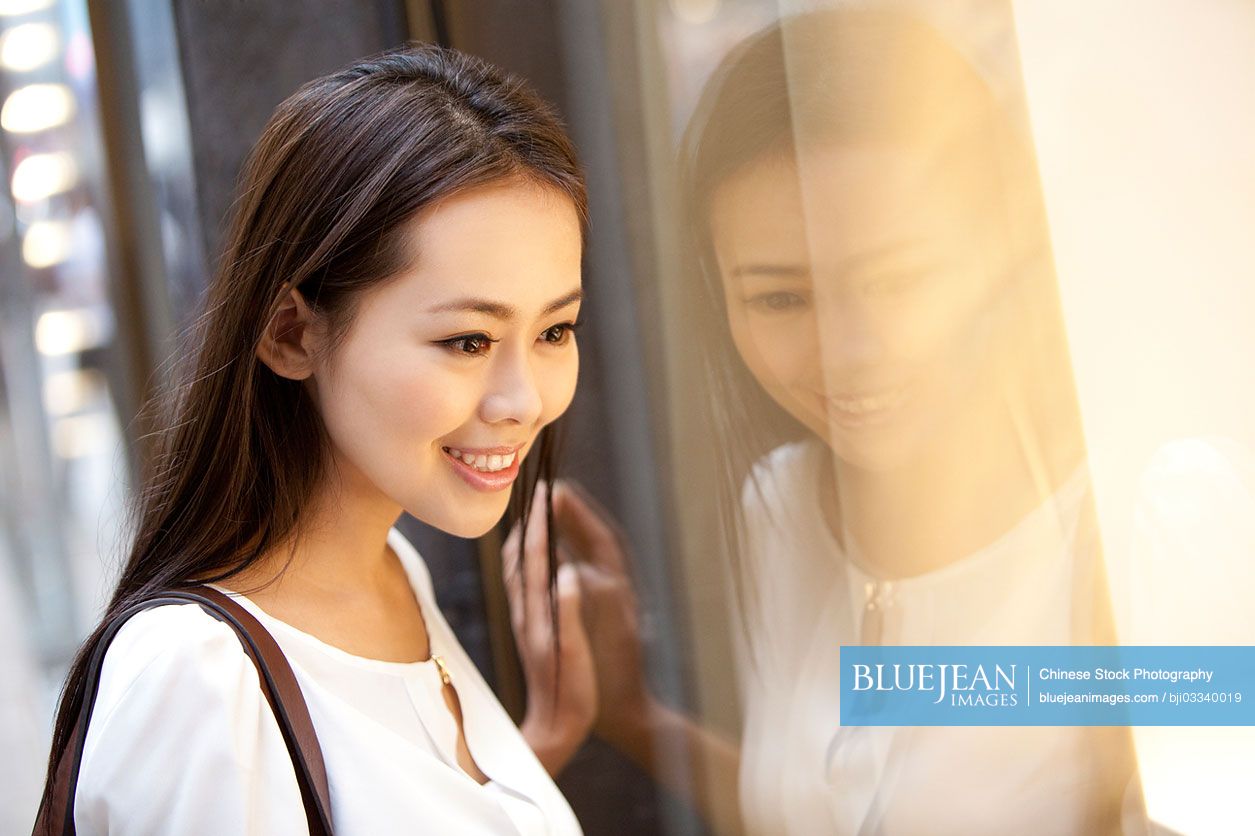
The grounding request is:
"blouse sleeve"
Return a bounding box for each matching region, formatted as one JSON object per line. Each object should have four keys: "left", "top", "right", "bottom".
{"left": 73, "top": 603, "right": 308, "bottom": 836}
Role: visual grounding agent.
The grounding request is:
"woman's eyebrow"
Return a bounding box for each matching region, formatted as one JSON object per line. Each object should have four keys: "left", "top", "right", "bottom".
{"left": 731, "top": 263, "right": 809, "bottom": 281}
{"left": 732, "top": 241, "right": 920, "bottom": 283}
{"left": 427, "top": 288, "right": 583, "bottom": 321}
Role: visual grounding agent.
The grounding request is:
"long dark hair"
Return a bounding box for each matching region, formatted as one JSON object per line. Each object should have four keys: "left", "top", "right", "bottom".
{"left": 37, "top": 43, "right": 586, "bottom": 823}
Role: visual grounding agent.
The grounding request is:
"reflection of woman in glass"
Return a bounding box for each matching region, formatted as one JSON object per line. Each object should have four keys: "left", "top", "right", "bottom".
{"left": 540, "top": 9, "right": 1148, "bottom": 835}
{"left": 37, "top": 46, "right": 593, "bottom": 834}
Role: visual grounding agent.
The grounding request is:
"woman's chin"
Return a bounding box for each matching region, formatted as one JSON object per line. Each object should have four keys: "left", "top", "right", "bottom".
{"left": 448, "top": 518, "right": 503, "bottom": 540}
{"left": 416, "top": 499, "right": 511, "bottom": 540}
{"left": 824, "top": 426, "right": 927, "bottom": 474}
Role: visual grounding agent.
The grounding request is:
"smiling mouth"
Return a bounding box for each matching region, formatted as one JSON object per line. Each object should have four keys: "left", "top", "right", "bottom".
{"left": 439, "top": 444, "right": 526, "bottom": 493}
{"left": 441, "top": 446, "right": 519, "bottom": 473}
{"left": 821, "top": 385, "right": 913, "bottom": 426}
{"left": 827, "top": 389, "right": 908, "bottom": 414}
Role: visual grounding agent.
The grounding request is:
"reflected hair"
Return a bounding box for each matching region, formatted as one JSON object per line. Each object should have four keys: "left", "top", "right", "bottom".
{"left": 677, "top": 8, "right": 1057, "bottom": 658}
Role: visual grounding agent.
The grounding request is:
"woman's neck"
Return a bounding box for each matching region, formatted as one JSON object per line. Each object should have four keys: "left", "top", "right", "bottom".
{"left": 225, "top": 457, "right": 403, "bottom": 598}
{"left": 210, "top": 462, "right": 434, "bottom": 664}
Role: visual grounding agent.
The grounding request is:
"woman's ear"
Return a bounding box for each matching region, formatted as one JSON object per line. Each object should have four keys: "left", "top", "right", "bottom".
{"left": 256, "top": 286, "right": 322, "bottom": 380}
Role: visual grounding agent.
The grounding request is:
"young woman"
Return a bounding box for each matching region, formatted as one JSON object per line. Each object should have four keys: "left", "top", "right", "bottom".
{"left": 37, "top": 45, "right": 594, "bottom": 835}
{"left": 538, "top": 9, "right": 1151, "bottom": 835}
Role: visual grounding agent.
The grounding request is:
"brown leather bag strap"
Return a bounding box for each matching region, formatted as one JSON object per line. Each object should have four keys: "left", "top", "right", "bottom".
{"left": 193, "top": 587, "right": 335, "bottom": 833}
{"left": 36, "top": 588, "right": 334, "bottom": 836}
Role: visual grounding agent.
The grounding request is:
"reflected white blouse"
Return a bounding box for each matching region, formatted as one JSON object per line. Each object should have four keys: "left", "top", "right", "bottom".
{"left": 731, "top": 439, "right": 1140, "bottom": 835}
{"left": 74, "top": 527, "right": 583, "bottom": 835}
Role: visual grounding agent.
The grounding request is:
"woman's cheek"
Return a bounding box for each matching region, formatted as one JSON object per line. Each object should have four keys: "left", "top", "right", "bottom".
{"left": 733, "top": 310, "right": 816, "bottom": 392}
{"left": 539, "top": 347, "right": 579, "bottom": 425}
{"left": 324, "top": 369, "right": 394, "bottom": 448}
{"left": 402, "top": 362, "right": 479, "bottom": 437}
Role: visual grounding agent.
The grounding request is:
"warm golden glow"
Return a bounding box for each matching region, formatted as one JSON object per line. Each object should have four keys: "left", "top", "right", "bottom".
{"left": 21, "top": 218, "right": 70, "bottom": 267}
{"left": 51, "top": 413, "right": 109, "bottom": 459}
{"left": 0, "top": 22, "right": 58, "bottom": 70}
{"left": 1, "top": 82, "right": 74, "bottom": 133}
{"left": 43, "top": 368, "right": 103, "bottom": 415}
{"left": 670, "top": 0, "right": 719, "bottom": 26}
{"left": 35, "top": 308, "right": 98, "bottom": 355}
{"left": 0, "top": 0, "right": 54, "bottom": 16}
{"left": 11, "top": 150, "right": 76, "bottom": 202}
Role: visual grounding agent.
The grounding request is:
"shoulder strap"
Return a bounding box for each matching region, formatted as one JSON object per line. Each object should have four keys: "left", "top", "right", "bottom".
{"left": 37, "top": 588, "right": 334, "bottom": 836}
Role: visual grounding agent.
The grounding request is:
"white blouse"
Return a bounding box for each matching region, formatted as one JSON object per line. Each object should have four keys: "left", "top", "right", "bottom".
{"left": 731, "top": 439, "right": 1143, "bottom": 835}
{"left": 74, "top": 526, "right": 583, "bottom": 835}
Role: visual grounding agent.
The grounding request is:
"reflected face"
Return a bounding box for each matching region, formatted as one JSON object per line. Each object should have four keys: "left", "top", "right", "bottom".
{"left": 709, "top": 143, "right": 1010, "bottom": 472}
{"left": 308, "top": 180, "right": 583, "bottom": 537}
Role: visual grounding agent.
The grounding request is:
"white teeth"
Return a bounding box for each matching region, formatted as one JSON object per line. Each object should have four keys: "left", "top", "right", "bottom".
{"left": 828, "top": 389, "right": 906, "bottom": 415}
{"left": 446, "top": 447, "right": 518, "bottom": 472}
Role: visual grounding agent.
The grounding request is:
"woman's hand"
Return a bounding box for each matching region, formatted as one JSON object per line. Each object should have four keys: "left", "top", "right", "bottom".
{"left": 513, "top": 480, "right": 745, "bottom": 834}
{"left": 546, "top": 480, "right": 657, "bottom": 748}
{"left": 504, "top": 480, "right": 597, "bottom": 777}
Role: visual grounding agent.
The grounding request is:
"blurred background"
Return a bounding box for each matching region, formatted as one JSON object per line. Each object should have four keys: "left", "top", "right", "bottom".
{"left": 0, "top": 1, "right": 1252, "bottom": 835}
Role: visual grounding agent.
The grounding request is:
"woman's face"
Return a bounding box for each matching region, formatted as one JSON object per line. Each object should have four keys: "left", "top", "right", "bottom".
{"left": 308, "top": 180, "right": 583, "bottom": 537}
{"left": 708, "top": 142, "right": 1011, "bottom": 472}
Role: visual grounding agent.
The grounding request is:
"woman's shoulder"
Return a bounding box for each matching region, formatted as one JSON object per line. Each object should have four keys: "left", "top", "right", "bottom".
{"left": 99, "top": 601, "right": 244, "bottom": 675}
{"left": 739, "top": 437, "right": 825, "bottom": 522}
{"left": 751, "top": 436, "right": 821, "bottom": 475}
{"left": 88, "top": 602, "right": 257, "bottom": 734}
{"left": 76, "top": 601, "right": 304, "bottom": 833}
{"left": 75, "top": 599, "right": 304, "bottom": 830}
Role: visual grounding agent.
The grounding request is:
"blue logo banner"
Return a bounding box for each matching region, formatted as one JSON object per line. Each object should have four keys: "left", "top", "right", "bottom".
{"left": 839, "top": 646, "right": 1255, "bottom": 726}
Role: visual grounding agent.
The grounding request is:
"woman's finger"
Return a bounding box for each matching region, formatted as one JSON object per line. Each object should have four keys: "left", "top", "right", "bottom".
{"left": 502, "top": 519, "right": 524, "bottom": 633}
{"left": 555, "top": 562, "right": 585, "bottom": 643}
{"left": 502, "top": 518, "right": 522, "bottom": 576}
{"left": 552, "top": 479, "right": 629, "bottom": 575}
{"left": 522, "top": 478, "right": 553, "bottom": 642}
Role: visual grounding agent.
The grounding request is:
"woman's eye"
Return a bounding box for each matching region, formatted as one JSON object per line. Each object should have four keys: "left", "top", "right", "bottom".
{"left": 745, "top": 291, "right": 809, "bottom": 312}
{"left": 440, "top": 333, "right": 497, "bottom": 356}
{"left": 540, "top": 321, "right": 580, "bottom": 346}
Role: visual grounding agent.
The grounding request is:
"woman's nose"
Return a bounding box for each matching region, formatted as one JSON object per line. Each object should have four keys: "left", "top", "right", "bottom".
{"left": 818, "top": 299, "right": 887, "bottom": 372}
{"left": 478, "top": 348, "right": 544, "bottom": 426}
